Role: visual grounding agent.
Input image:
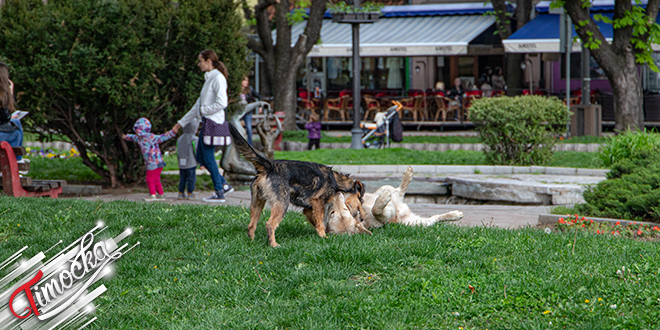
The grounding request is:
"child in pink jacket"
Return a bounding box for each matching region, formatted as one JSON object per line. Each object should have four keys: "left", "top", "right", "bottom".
{"left": 123, "top": 118, "right": 176, "bottom": 201}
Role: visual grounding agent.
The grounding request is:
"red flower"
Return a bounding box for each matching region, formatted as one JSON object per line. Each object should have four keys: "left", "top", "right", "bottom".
{"left": 596, "top": 230, "right": 600, "bottom": 234}
{"left": 582, "top": 217, "right": 586, "bottom": 221}
{"left": 582, "top": 224, "right": 586, "bottom": 227}
{"left": 653, "top": 226, "right": 659, "bottom": 231}
{"left": 615, "top": 221, "right": 620, "bottom": 226}
{"left": 632, "top": 222, "right": 637, "bottom": 225}
{"left": 590, "top": 219, "right": 593, "bottom": 224}
{"left": 559, "top": 218, "right": 566, "bottom": 224}
{"left": 637, "top": 230, "right": 643, "bottom": 235}
{"left": 611, "top": 231, "right": 615, "bottom": 234}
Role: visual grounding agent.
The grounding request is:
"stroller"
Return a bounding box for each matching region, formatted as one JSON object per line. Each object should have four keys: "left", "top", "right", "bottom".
{"left": 361, "top": 101, "right": 403, "bottom": 149}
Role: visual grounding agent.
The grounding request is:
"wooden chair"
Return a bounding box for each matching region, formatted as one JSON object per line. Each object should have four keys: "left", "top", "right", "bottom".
{"left": 363, "top": 95, "right": 383, "bottom": 121}
{"left": 462, "top": 90, "right": 483, "bottom": 121}
{"left": 0, "top": 142, "right": 66, "bottom": 197}
{"left": 297, "top": 89, "right": 319, "bottom": 117}
{"left": 400, "top": 95, "right": 426, "bottom": 121}
{"left": 324, "top": 90, "right": 352, "bottom": 121}
{"left": 433, "top": 92, "right": 459, "bottom": 121}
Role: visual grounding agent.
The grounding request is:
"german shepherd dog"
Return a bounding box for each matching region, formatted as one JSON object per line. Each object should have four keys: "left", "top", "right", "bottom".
{"left": 228, "top": 124, "right": 367, "bottom": 247}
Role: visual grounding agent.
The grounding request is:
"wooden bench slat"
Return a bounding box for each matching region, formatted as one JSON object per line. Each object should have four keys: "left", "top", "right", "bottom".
{"left": 17, "top": 163, "right": 29, "bottom": 171}
{"left": 33, "top": 180, "right": 60, "bottom": 189}
{"left": 23, "top": 184, "right": 50, "bottom": 192}
{"left": 20, "top": 177, "right": 32, "bottom": 186}
{"left": 12, "top": 147, "right": 26, "bottom": 156}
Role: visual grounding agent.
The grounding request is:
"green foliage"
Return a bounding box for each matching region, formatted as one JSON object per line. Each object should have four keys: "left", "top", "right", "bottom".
{"left": 287, "top": 0, "right": 311, "bottom": 25}
{"left": 469, "top": 96, "right": 570, "bottom": 166}
{"left": 2, "top": 198, "right": 660, "bottom": 328}
{"left": 596, "top": 128, "right": 660, "bottom": 167}
{"left": 328, "top": 1, "right": 384, "bottom": 13}
{"left": 0, "top": 0, "right": 249, "bottom": 185}
{"left": 577, "top": 148, "right": 660, "bottom": 222}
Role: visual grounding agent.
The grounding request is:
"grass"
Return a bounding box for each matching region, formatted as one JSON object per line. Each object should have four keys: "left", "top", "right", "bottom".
{"left": 1, "top": 197, "right": 659, "bottom": 329}
{"left": 25, "top": 149, "right": 604, "bottom": 187}
{"left": 275, "top": 149, "right": 605, "bottom": 168}
{"left": 282, "top": 131, "right": 607, "bottom": 144}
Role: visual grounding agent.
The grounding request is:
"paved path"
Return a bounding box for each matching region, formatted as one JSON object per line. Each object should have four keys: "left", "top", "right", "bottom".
{"left": 76, "top": 189, "right": 550, "bottom": 228}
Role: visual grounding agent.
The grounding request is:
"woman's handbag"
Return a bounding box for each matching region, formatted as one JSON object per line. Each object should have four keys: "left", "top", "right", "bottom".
{"left": 200, "top": 117, "right": 231, "bottom": 146}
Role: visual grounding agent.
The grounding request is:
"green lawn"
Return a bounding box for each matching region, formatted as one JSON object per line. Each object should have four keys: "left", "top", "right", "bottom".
{"left": 282, "top": 131, "right": 607, "bottom": 144}
{"left": 1, "top": 198, "right": 658, "bottom": 329}
{"left": 275, "top": 149, "right": 605, "bottom": 168}
{"left": 26, "top": 149, "right": 604, "bottom": 187}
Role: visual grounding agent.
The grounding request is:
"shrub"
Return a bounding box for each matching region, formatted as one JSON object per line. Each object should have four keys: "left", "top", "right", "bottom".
{"left": 0, "top": 0, "right": 249, "bottom": 186}
{"left": 576, "top": 148, "right": 660, "bottom": 222}
{"left": 597, "top": 128, "right": 660, "bottom": 167}
{"left": 469, "top": 96, "right": 570, "bottom": 165}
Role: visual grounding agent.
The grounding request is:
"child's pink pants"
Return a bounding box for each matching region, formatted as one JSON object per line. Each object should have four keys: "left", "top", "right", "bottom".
{"left": 146, "top": 168, "right": 164, "bottom": 195}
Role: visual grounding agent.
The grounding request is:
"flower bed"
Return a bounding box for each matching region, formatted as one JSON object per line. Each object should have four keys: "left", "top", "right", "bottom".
{"left": 556, "top": 213, "right": 660, "bottom": 239}
{"left": 25, "top": 147, "right": 79, "bottom": 159}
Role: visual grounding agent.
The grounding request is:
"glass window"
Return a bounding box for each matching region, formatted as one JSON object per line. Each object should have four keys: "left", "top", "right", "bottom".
{"left": 561, "top": 53, "right": 607, "bottom": 80}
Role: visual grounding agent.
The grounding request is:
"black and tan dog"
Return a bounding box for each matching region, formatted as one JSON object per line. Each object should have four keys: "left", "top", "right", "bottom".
{"left": 229, "top": 124, "right": 366, "bottom": 247}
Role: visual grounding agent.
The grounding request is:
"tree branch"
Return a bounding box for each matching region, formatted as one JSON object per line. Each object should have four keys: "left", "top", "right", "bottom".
{"left": 565, "top": 0, "right": 619, "bottom": 77}
{"left": 491, "top": 0, "right": 512, "bottom": 39}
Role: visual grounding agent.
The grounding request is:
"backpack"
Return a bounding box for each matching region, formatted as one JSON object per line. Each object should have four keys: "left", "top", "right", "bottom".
{"left": 390, "top": 112, "right": 403, "bottom": 143}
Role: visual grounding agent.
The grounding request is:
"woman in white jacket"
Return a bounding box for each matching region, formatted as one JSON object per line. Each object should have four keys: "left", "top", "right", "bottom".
{"left": 174, "top": 50, "right": 234, "bottom": 202}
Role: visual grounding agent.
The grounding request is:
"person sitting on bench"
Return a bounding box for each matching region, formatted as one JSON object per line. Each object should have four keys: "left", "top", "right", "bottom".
{"left": 0, "top": 63, "right": 23, "bottom": 161}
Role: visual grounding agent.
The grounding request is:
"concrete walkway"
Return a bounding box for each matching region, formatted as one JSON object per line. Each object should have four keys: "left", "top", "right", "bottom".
{"left": 78, "top": 163, "right": 602, "bottom": 229}
{"left": 77, "top": 190, "right": 550, "bottom": 229}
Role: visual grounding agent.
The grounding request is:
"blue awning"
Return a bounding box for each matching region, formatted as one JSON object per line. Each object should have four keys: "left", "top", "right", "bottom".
{"left": 503, "top": 14, "right": 614, "bottom": 53}
{"left": 535, "top": 0, "right": 649, "bottom": 13}
{"left": 319, "top": 3, "right": 515, "bottom": 18}
{"left": 282, "top": 15, "right": 496, "bottom": 57}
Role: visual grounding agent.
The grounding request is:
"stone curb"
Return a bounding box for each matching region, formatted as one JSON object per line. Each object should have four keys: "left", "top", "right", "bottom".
{"left": 281, "top": 141, "right": 602, "bottom": 152}
{"left": 61, "top": 185, "right": 102, "bottom": 196}
{"left": 538, "top": 214, "right": 659, "bottom": 227}
{"left": 333, "top": 165, "right": 608, "bottom": 177}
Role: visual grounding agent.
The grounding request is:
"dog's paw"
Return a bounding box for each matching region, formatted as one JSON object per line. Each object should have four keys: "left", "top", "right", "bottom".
{"left": 445, "top": 210, "right": 464, "bottom": 221}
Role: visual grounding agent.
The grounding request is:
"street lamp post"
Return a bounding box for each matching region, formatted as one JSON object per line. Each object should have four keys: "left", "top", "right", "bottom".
{"left": 350, "top": 15, "right": 363, "bottom": 149}
{"left": 332, "top": 0, "right": 378, "bottom": 149}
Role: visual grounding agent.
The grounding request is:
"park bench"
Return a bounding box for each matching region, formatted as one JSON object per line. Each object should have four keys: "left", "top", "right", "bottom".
{"left": 0, "top": 141, "right": 66, "bottom": 198}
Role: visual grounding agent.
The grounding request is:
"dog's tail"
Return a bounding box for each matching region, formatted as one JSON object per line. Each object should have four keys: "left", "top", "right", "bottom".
{"left": 229, "top": 124, "right": 272, "bottom": 172}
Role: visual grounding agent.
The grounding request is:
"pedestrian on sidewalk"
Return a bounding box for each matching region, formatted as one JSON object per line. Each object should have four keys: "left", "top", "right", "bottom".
{"left": 305, "top": 113, "right": 321, "bottom": 150}
{"left": 122, "top": 117, "right": 175, "bottom": 201}
{"left": 173, "top": 49, "right": 234, "bottom": 202}
{"left": 177, "top": 118, "right": 199, "bottom": 200}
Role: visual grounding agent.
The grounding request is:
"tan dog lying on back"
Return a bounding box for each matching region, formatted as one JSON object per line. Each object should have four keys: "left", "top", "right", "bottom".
{"left": 325, "top": 166, "right": 464, "bottom": 233}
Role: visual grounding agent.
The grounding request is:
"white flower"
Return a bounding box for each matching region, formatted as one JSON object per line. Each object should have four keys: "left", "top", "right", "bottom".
{"left": 545, "top": 228, "right": 552, "bottom": 234}
{"left": 610, "top": 304, "right": 617, "bottom": 309}
{"left": 452, "top": 312, "right": 460, "bottom": 316}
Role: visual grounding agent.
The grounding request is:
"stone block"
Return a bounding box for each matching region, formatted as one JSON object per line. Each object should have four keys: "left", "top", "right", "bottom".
{"left": 474, "top": 165, "right": 496, "bottom": 174}
{"left": 576, "top": 168, "right": 609, "bottom": 177}
{"left": 545, "top": 167, "right": 577, "bottom": 176}
{"left": 513, "top": 166, "right": 531, "bottom": 174}
{"left": 530, "top": 166, "right": 546, "bottom": 174}
{"left": 436, "top": 166, "right": 474, "bottom": 174}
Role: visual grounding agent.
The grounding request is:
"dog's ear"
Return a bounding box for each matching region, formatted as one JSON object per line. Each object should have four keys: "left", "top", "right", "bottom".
{"left": 354, "top": 180, "right": 365, "bottom": 198}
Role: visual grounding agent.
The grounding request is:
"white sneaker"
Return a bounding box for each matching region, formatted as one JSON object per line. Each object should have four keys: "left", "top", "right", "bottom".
{"left": 143, "top": 195, "right": 159, "bottom": 202}
{"left": 203, "top": 191, "right": 226, "bottom": 203}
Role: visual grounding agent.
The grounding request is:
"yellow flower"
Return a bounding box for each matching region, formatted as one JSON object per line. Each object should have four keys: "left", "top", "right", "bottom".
{"left": 154, "top": 266, "right": 157, "bottom": 269}
{"left": 17, "top": 224, "right": 20, "bottom": 226}
{"left": 26, "top": 147, "right": 31, "bottom": 152}
{"left": 174, "top": 278, "right": 177, "bottom": 281}
{"left": 259, "top": 261, "right": 263, "bottom": 264}
{"left": 585, "top": 299, "right": 590, "bottom": 303}
{"left": 543, "top": 310, "right": 551, "bottom": 315}
{"left": 598, "top": 298, "right": 603, "bottom": 302}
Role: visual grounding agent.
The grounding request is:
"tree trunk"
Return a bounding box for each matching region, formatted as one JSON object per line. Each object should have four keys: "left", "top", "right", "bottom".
{"left": 274, "top": 73, "right": 298, "bottom": 130}
{"left": 611, "top": 60, "right": 644, "bottom": 131}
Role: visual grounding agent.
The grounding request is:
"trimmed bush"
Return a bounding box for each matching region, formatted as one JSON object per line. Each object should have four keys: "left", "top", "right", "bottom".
{"left": 597, "top": 128, "right": 660, "bottom": 167}
{"left": 576, "top": 148, "right": 660, "bottom": 222}
{"left": 469, "top": 96, "right": 570, "bottom": 165}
